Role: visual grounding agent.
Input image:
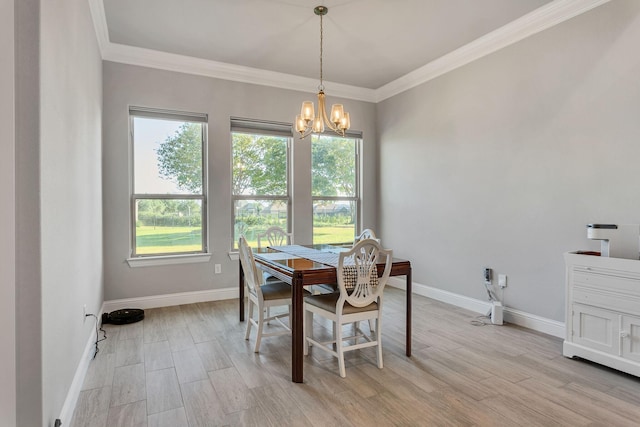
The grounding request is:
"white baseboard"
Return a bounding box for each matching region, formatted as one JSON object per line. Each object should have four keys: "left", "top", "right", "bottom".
{"left": 388, "top": 277, "right": 565, "bottom": 338}
{"left": 102, "top": 287, "right": 239, "bottom": 312}
{"left": 58, "top": 308, "right": 104, "bottom": 425}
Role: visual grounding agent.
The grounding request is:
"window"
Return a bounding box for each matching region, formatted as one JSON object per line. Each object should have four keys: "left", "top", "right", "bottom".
{"left": 312, "top": 134, "right": 360, "bottom": 245}
{"left": 130, "top": 107, "right": 207, "bottom": 257}
{"left": 231, "top": 118, "right": 291, "bottom": 249}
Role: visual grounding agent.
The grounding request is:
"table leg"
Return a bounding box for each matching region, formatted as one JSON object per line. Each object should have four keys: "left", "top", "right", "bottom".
{"left": 291, "top": 272, "right": 304, "bottom": 383}
{"left": 406, "top": 267, "right": 412, "bottom": 357}
{"left": 239, "top": 262, "right": 245, "bottom": 322}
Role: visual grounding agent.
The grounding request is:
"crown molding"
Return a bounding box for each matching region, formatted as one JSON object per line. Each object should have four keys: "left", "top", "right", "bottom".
{"left": 87, "top": 0, "right": 109, "bottom": 54}
{"left": 89, "top": 0, "right": 610, "bottom": 104}
{"left": 374, "top": 0, "right": 612, "bottom": 102}
{"left": 101, "top": 42, "right": 378, "bottom": 102}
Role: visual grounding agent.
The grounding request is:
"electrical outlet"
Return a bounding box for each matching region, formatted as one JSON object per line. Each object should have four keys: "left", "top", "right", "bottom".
{"left": 484, "top": 268, "right": 492, "bottom": 284}
{"left": 499, "top": 274, "right": 507, "bottom": 288}
{"left": 215, "top": 264, "right": 222, "bottom": 274}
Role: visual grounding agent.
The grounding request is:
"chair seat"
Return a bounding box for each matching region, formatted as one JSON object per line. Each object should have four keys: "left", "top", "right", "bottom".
{"left": 260, "top": 281, "right": 311, "bottom": 301}
{"left": 304, "top": 292, "right": 378, "bottom": 314}
{"left": 260, "top": 281, "right": 293, "bottom": 301}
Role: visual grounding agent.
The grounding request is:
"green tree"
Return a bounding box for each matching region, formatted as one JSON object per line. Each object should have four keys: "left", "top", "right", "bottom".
{"left": 311, "top": 135, "right": 356, "bottom": 197}
{"left": 156, "top": 122, "right": 203, "bottom": 193}
{"left": 232, "top": 133, "right": 287, "bottom": 195}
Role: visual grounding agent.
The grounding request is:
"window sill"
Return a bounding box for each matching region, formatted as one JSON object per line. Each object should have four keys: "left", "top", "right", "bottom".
{"left": 127, "top": 253, "right": 212, "bottom": 268}
{"left": 228, "top": 251, "right": 239, "bottom": 261}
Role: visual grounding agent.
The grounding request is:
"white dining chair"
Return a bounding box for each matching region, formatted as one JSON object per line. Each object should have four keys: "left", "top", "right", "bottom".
{"left": 303, "top": 238, "right": 392, "bottom": 377}
{"left": 239, "top": 236, "right": 293, "bottom": 353}
{"left": 256, "top": 226, "right": 293, "bottom": 319}
{"left": 257, "top": 225, "right": 292, "bottom": 249}
{"left": 354, "top": 228, "right": 380, "bottom": 244}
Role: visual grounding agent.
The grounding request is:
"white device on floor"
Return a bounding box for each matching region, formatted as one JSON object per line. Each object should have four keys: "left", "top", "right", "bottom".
{"left": 491, "top": 301, "right": 503, "bottom": 325}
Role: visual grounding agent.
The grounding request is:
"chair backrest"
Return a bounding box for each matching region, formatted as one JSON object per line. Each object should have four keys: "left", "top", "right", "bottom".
{"left": 354, "top": 228, "right": 380, "bottom": 244}
{"left": 238, "top": 236, "right": 264, "bottom": 298}
{"left": 337, "top": 239, "right": 392, "bottom": 308}
{"left": 257, "top": 226, "right": 293, "bottom": 248}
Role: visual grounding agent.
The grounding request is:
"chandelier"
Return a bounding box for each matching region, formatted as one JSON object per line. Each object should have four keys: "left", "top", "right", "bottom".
{"left": 295, "top": 6, "right": 350, "bottom": 139}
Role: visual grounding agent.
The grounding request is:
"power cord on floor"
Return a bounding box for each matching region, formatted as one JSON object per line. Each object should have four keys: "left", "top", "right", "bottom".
{"left": 470, "top": 314, "right": 495, "bottom": 326}
{"left": 85, "top": 313, "right": 107, "bottom": 358}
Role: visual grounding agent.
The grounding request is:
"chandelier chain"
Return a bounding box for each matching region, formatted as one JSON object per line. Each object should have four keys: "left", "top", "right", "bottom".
{"left": 319, "top": 11, "right": 324, "bottom": 90}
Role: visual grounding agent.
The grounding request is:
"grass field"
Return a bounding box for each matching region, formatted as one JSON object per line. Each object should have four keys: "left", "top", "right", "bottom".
{"left": 136, "top": 224, "right": 356, "bottom": 254}
{"left": 136, "top": 226, "right": 202, "bottom": 254}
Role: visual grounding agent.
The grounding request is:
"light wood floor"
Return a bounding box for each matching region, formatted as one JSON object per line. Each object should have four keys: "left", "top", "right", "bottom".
{"left": 70, "top": 288, "right": 640, "bottom": 427}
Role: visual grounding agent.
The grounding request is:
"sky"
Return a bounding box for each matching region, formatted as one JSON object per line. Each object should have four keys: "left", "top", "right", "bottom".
{"left": 133, "top": 117, "right": 190, "bottom": 194}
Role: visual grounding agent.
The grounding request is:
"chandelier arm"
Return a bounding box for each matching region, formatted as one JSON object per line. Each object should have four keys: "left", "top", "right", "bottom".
{"left": 319, "top": 97, "right": 339, "bottom": 133}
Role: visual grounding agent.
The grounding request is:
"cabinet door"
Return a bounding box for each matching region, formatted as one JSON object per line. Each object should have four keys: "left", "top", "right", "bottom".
{"left": 572, "top": 304, "right": 619, "bottom": 355}
{"left": 621, "top": 315, "right": 640, "bottom": 363}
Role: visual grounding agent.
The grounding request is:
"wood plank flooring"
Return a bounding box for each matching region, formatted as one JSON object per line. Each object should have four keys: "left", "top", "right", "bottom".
{"left": 70, "top": 288, "right": 640, "bottom": 426}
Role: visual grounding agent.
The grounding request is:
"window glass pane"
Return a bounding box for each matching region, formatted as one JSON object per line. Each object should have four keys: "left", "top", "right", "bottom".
{"left": 233, "top": 199, "right": 288, "bottom": 248}
{"left": 135, "top": 199, "right": 203, "bottom": 255}
{"left": 313, "top": 199, "right": 356, "bottom": 245}
{"left": 232, "top": 132, "right": 287, "bottom": 196}
{"left": 311, "top": 135, "right": 356, "bottom": 197}
{"left": 134, "top": 117, "right": 203, "bottom": 195}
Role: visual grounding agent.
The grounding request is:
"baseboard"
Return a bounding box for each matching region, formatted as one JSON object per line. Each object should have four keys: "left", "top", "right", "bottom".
{"left": 102, "top": 286, "right": 239, "bottom": 312}
{"left": 58, "top": 307, "right": 104, "bottom": 426}
{"left": 388, "top": 277, "right": 565, "bottom": 338}
{"left": 503, "top": 306, "right": 565, "bottom": 338}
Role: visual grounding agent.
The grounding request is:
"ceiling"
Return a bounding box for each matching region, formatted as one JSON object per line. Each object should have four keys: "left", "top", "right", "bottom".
{"left": 93, "top": 0, "right": 608, "bottom": 101}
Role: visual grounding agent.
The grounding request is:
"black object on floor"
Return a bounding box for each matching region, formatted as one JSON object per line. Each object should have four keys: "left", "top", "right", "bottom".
{"left": 102, "top": 308, "right": 145, "bottom": 325}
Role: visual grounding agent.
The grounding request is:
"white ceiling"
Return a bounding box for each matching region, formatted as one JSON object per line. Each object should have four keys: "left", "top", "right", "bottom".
{"left": 92, "top": 0, "right": 609, "bottom": 101}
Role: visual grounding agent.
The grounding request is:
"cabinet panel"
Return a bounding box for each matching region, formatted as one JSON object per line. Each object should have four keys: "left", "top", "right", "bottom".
{"left": 621, "top": 315, "right": 640, "bottom": 363}
{"left": 572, "top": 303, "right": 619, "bottom": 355}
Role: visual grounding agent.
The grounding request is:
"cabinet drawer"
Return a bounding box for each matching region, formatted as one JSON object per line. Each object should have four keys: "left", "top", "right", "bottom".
{"left": 573, "top": 286, "right": 640, "bottom": 316}
{"left": 573, "top": 266, "right": 640, "bottom": 296}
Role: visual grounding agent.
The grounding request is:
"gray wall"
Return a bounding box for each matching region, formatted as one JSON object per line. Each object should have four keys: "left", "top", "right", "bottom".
{"left": 12, "top": 0, "right": 104, "bottom": 425}
{"left": 15, "top": 0, "right": 42, "bottom": 424}
{"left": 1, "top": 0, "right": 16, "bottom": 424}
{"left": 377, "top": 0, "right": 640, "bottom": 322}
{"left": 40, "top": 0, "right": 104, "bottom": 423}
{"left": 102, "top": 62, "right": 377, "bottom": 300}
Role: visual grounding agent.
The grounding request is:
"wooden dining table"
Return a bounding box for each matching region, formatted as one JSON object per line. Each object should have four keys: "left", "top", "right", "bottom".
{"left": 238, "top": 243, "right": 412, "bottom": 383}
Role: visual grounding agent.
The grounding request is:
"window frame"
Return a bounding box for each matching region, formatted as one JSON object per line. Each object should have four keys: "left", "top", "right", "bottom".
{"left": 311, "top": 133, "right": 361, "bottom": 245}
{"left": 128, "top": 106, "right": 209, "bottom": 259}
{"left": 230, "top": 118, "right": 292, "bottom": 250}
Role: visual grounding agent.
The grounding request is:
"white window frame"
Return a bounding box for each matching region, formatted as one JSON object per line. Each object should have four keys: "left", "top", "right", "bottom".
{"left": 311, "top": 132, "right": 362, "bottom": 245}
{"left": 231, "top": 118, "right": 292, "bottom": 250}
{"left": 127, "top": 106, "right": 209, "bottom": 265}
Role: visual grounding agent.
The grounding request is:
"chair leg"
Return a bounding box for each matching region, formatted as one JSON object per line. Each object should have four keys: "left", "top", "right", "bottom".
{"left": 304, "top": 309, "right": 313, "bottom": 355}
{"left": 336, "top": 322, "right": 346, "bottom": 378}
{"left": 254, "top": 303, "right": 265, "bottom": 353}
{"left": 266, "top": 307, "right": 271, "bottom": 324}
{"left": 245, "top": 299, "right": 253, "bottom": 340}
{"left": 368, "top": 319, "right": 375, "bottom": 334}
{"left": 376, "top": 315, "right": 383, "bottom": 369}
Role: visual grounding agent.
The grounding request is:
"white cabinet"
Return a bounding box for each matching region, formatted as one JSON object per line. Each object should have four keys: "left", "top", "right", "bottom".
{"left": 621, "top": 314, "right": 640, "bottom": 363}
{"left": 564, "top": 252, "right": 640, "bottom": 377}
